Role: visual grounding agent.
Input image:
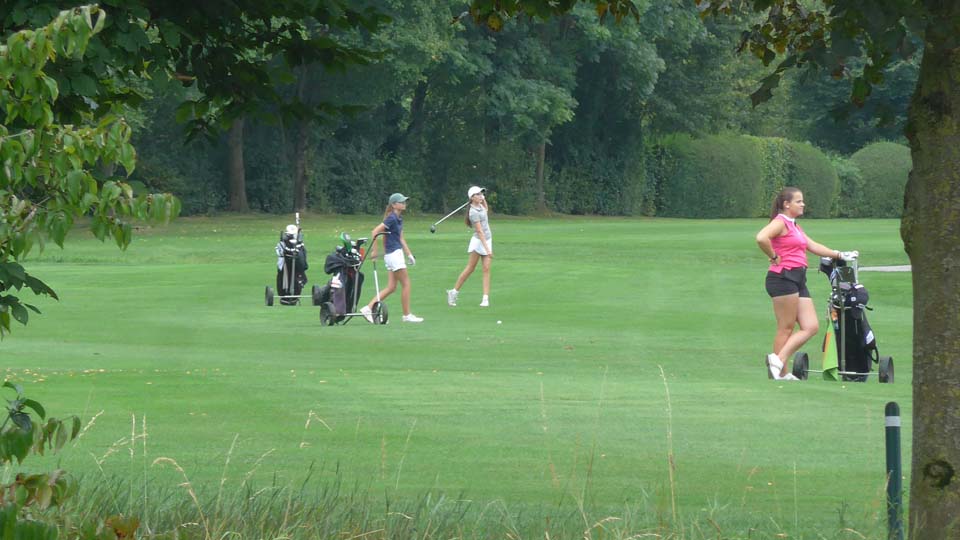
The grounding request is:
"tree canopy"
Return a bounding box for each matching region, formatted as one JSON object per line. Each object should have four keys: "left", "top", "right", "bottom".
{"left": 0, "top": 6, "right": 178, "bottom": 336}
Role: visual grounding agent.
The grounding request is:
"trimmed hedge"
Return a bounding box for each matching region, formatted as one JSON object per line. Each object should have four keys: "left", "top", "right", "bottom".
{"left": 656, "top": 134, "right": 765, "bottom": 218}
{"left": 651, "top": 134, "right": 837, "bottom": 218}
{"left": 849, "top": 141, "right": 911, "bottom": 217}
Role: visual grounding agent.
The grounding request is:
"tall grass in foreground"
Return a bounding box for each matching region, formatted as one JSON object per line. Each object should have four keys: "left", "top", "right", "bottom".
{"left": 60, "top": 464, "right": 890, "bottom": 540}
{"left": 31, "top": 372, "right": 891, "bottom": 540}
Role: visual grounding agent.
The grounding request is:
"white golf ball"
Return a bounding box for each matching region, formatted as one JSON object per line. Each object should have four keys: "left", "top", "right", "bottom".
{"left": 497, "top": 320, "right": 502, "bottom": 324}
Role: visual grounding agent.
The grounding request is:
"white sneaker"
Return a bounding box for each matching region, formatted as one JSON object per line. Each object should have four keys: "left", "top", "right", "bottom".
{"left": 479, "top": 296, "right": 489, "bottom": 307}
{"left": 402, "top": 314, "right": 424, "bottom": 323}
{"left": 446, "top": 289, "right": 458, "bottom": 306}
{"left": 360, "top": 305, "right": 374, "bottom": 324}
{"left": 766, "top": 353, "right": 784, "bottom": 379}
{"left": 781, "top": 373, "right": 800, "bottom": 381}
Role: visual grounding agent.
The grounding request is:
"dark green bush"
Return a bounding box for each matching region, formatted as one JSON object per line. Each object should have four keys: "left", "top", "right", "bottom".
{"left": 548, "top": 151, "right": 646, "bottom": 215}
{"left": 657, "top": 134, "right": 764, "bottom": 218}
{"left": 850, "top": 141, "right": 912, "bottom": 217}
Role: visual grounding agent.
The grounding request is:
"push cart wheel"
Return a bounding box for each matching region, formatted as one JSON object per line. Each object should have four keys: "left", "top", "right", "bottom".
{"left": 792, "top": 352, "right": 809, "bottom": 380}
{"left": 312, "top": 285, "right": 322, "bottom": 306}
{"left": 319, "top": 302, "right": 335, "bottom": 326}
{"left": 878, "top": 356, "right": 894, "bottom": 384}
{"left": 265, "top": 286, "right": 275, "bottom": 306}
{"left": 373, "top": 302, "right": 388, "bottom": 325}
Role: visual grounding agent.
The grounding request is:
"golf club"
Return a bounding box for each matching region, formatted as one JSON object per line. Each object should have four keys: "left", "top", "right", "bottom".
{"left": 430, "top": 201, "right": 470, "bottom": 233}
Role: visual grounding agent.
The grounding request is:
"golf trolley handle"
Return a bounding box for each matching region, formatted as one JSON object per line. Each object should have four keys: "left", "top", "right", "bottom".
{"left": 359, "top": 231, "right": 391, "bottom": 265}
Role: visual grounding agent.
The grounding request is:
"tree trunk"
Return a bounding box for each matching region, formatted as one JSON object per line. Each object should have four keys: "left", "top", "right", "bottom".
{"left": 901, "top": 9, "right": 960, "bottom": 540}
{"left": 292, "top": 66, "right": 310, "bottom": 212}
{"left": 534, "top": 141, "right": 546, "bottom": 213}
{"left": 227, "top": 117, "right": 248, "bottom": 212}
{"left": 292, "top": 119, "right": 309, "bottom": 212}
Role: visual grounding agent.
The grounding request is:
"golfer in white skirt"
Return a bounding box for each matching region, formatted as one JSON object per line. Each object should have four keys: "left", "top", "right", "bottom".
{"left": 447, "top": 186, "right": 493, "bottom": 307}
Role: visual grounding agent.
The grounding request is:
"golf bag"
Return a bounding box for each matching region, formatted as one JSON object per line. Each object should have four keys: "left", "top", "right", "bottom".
{"left": 276, "top": 228, "right": 308, "bottom": 305}
{"left": 316, "top": 237, "right": 365, "bottom": 321}
{"left": 820, "top": 258, "right": 879, "bottom": 382}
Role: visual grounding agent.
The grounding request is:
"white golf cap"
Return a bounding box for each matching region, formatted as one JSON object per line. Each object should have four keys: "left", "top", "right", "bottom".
{"left": 468, "top": 186, "right": 485, "bottom": 198}
{"left": 284, "top": 224, "right": 298, "bottom": 235}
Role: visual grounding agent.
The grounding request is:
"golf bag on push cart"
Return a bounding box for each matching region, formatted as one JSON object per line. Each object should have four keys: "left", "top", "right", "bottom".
{"left": 790, "top": 254, "right": 894, "bottom": 382}
{"left": 316, "top": 232, "right": 389, "bottom": 326}
{"left": 265, "top": 213, "right": 322, "bottom": 306}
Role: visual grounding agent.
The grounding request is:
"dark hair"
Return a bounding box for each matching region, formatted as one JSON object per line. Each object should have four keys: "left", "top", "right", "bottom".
{"left": 770, "top": 187, "right": 801, "bottom": 220}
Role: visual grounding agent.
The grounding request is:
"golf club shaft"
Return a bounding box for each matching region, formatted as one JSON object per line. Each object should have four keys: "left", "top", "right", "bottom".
{"left": 432, "top": 201, "right": 470, "bottom": 228}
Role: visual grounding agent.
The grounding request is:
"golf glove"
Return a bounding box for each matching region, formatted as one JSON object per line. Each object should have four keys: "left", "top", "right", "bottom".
{"left": 407, "top": 254, "right": 416, "bottom": 266}
{"left": 839, "top": 250, "right": 859, "bottom": 261}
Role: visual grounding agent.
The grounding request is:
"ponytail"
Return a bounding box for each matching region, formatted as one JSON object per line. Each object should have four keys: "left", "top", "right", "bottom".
{"left": 770, "top": 187, "right": 800, "bottom": 220}
{"left": 464, "top": 206, "right": 471, "bottom": 228}
{"left": 382, "top": 204, "right": 393, "bottom": 221}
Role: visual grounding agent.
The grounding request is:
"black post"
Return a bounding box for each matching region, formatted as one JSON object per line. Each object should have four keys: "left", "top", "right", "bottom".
{"left": 885, "top": 402, "right": 904, "bottom": 540}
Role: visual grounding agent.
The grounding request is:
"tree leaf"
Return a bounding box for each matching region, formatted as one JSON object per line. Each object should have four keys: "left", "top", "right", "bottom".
{"left": 11, "top": 411, "right": 32, "bottom": 431}
{"left": 22, "top": 399, "right": 46, "bottom": 420}
{"left": 11, "top": 302, "right": 28, "bottom": 325}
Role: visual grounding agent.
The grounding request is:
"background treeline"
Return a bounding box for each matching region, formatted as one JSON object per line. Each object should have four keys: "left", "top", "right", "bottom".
{"left": 127, "top": 1, "right": 917, "bottom": 218}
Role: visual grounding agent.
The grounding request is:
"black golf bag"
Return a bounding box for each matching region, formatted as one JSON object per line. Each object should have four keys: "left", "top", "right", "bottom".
{"left": 820, "top": 257, "right": 880, "bottom": 382}
{"left": 316, "top": 241, "right": 364, "bottom": 322}
{"left": 276, "top": 231, "right": 308, "bottom": 305}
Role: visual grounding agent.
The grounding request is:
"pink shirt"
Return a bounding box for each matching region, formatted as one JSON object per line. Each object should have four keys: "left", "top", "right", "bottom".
{"left": 769, "top": 214, "right": 808, "bottom": 272}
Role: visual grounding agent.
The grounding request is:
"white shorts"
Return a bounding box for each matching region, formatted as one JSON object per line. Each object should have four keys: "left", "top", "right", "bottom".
{"left": 383, "top": 249, "right": 406, "bottom": 272}
{"left": 468, "top": 237, "right": 492, "bottom": 256}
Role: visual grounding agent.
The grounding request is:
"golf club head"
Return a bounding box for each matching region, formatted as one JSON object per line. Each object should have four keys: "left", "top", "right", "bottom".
{"left": 430, "top": 225, "right": 436, "bottom": 233}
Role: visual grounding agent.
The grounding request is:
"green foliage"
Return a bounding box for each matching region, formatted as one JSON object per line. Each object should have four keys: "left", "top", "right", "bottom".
{"left": 1, "top": 381, "right": 141, "bottom": 540}
{"left": 782, "top": 140, "right": 839, "bottom": 218}
{"left": 1, "top": 381, "right": 81, "bottom": 539}
{"left": 648, "top": 134, "right": 838, "bottom": 218}
{"left": 695, "top": 0, "right": 923, "bottom": 114}
{"left": 657, "top": 134, "right": 764, "bottom": 218}
{"left": 548, "top": 151, "right": 646, "bottom": 215}
{"left": 0, "top": 1, "right": 390, "bottom": 139}
{"left": 788, "top": 57, "right": 918, "bottom": 154}
{"left": 100, "top": 0, "right": 918, "bottom": 219}
{"left": 850, "top": 141, "right": 911, "bottom": 218}
{"left": 129, "top": 79, "right": 226, "bottom": 215}
{"left": 0, "top": 6, "right": 180, "bottom": 336}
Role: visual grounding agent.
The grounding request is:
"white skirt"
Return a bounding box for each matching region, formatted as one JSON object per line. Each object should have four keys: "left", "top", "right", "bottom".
{"left": 468, "top": 237, "right": 492, "bottom": 256}
{"left": 383, "top": 249, "right": 406, "bottom": 271}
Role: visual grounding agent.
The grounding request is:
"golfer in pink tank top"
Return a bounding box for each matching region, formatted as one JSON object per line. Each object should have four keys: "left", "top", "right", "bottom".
{"left": 756, "top": 187, "right": 854, "bottom": 381}
{"left": 769, "top": 214, "right": 808, "bottom": 272}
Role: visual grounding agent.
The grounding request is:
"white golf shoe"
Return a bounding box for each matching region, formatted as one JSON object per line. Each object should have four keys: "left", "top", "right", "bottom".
{"left": 766, "top": 353, "right": 784, "bottom": 379}
{"left": 402, "top": 313, "right": 424, "bottom": 323}
{"left": 446, "top": 289, "right": 458, "bottom": 306}
{"left": 360, "top": 305, "right": 374, "bottom": 324}
{"left": 479, "top": 295, "right": 489, "bottom": 307}
{"left": 780, "top": 373, "right": 800, "bottom": 381}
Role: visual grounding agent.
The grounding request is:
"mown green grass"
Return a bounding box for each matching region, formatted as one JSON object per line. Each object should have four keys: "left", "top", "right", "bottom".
{"left": 2, "top": 214, "right": 912, "bottom": 538}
